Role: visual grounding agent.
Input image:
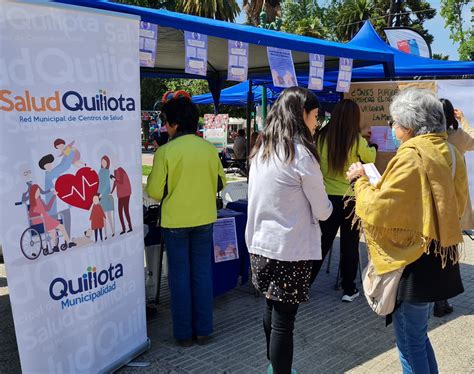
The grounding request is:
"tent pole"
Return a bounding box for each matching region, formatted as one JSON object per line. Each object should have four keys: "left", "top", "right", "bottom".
{"left": 246, "top": 80, "right": 253, "bottom": 178}
{"left": 207, "top": 75, "right": 223, "bottom": 114}
{"left": 261, "top": 83, "right": 267, "bottom": 127}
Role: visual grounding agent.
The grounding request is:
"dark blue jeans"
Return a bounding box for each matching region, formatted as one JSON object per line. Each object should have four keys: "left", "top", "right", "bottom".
{"left": 393, "top": 302, "right": 438, "bottom": 374}
{"left": 162, "top": 224, "right": 214, "bottom": 340}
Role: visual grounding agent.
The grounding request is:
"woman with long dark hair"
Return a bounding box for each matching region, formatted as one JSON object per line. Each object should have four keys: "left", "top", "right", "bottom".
{"left": 246, "top": 87, "right": 333, "bottom": 374}
{"left": 311, "top": 99, "right": 377, "bottom": 301}
{"left": 434, "top": 98, "right": 474, "bottom": 318}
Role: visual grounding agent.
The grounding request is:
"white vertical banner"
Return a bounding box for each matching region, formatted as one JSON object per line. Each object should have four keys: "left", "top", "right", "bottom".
{"left": 336, "top": 57, "right": 353, "bottom": 93}
{"left": 308, "top": 53, "right": 325, "bottom": 91}
{"left": 227, "top": 40, "right": 249, "bottom": 82}
{"left": 0, "top": 3, "right": 148, "bottom": 373}
{"left": 437, "top": 79, "right": 474, "bottom": 218}
{"left": 184, "top": 31, "right": 208, "bottom": 76}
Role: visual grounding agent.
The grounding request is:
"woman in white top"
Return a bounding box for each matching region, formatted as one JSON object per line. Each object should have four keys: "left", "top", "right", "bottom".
{"left": 246, "top": 87, "right": 333, "bottom": 374}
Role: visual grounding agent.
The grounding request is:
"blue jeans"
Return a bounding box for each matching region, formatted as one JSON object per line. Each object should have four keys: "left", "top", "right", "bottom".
{"left": 162, "top": 224, "right": 214, "bottom": 340}
{"left": 393, "top": 302, "right": 438, "bottom": 374}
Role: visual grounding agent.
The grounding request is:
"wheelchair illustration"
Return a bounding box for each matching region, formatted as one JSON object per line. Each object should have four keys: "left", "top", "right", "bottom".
{"left": 15, "top": 201, "right": 67, "bottom": 260}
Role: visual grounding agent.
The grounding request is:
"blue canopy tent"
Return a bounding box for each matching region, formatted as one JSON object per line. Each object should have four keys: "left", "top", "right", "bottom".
{"left": 54, "top": 0, "right": 395, "bottom": 109}
{"left": 324, "top": 21, "right": 474, "bottom": 80}
{"left": 193, "top": 81, "right": 279, "bottom": 106}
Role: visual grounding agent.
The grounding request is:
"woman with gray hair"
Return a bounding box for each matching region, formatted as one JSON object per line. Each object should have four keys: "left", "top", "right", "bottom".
{"left": 346, "top": 88, "right": 467, "bottom": 373}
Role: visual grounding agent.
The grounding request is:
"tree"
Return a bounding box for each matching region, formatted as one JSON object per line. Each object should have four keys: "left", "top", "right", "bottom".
{"left": 175, "top": 0, "right": 240, "bottom": 21}
{"left": 281, "top": 0, "right": 328, "bottom": 38}
{"left": 243, "top": 0, "right": 281, "bottom": 26}
{"left": 440, "top": 0, "right": 473, "bottom": 60}
{"left": 334, "top": 0, "right": 379, "bottom": 41}
{"left": 116, "top": 0, "right": 240, "bottom": 22}
{"left": 432, "top": 53, "right": 450, "bottom": 60}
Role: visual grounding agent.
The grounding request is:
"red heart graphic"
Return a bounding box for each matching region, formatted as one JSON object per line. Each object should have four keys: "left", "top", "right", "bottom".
{"left": 55, "top": 167, "right": 99, "bottom": 210}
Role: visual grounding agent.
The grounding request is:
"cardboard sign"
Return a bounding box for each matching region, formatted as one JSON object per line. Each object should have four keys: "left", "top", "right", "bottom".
{"left": 345, "top": 81, "right": 436, "bottom": 172}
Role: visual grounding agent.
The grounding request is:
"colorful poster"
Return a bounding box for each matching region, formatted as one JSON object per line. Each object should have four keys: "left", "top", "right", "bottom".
{"left": 267, "top": 47, "right": 298, "bottom": 88}
{"left": 213, "top": 218, "right": 239, "bottom": 263}
{"left": 184, "top": 31, "right": 208, "bottom": 76}
{"left": 139, "top": 21, "right": 158, "bottom": 67}
{"left": 204, "top": 114, "right": 229, "bottom": 151}
{"left": 227, "top": 40, "right": 249, "bottom": 82}
{"left": 0, "top": 3, "right": 148, "bottom": 373}
{"left": 370, "top": 126, "right": 398, "bottom": 151}
{"left": 308, "top": 53, "right": 325, "bottom": 91}
{"left": 336, "top": 57, "right": 353, "bottom": 93}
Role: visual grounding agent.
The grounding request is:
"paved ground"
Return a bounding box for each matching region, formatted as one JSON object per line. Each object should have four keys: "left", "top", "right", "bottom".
{"left": 1, "top": 234, "right": 473, "bottom": 374}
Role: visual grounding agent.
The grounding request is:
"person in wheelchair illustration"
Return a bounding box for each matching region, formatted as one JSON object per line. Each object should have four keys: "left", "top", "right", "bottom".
{"left": 18, "top": 184, "right": 76, "bottom": 260}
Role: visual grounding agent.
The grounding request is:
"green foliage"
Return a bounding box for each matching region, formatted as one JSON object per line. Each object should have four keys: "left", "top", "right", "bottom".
{"left": 440, "top": 0, "right": 473, "bottom": 60}
{"left": 281, "top": 0, "right": 329, "bottom": 38}
{"left": 175, "top": 0, "right": 240, "bottom": 21}
{"left": 116, "top": 0, "right": 240, "bottom": 21}
{"left": 432, "top": 53, "right": 450, "bottom": 60}
{"left": 140, "top": 78, "right": 209, "bottom": 110}
{"left": 243, "top": 0, "right": 282, "bottom": 26}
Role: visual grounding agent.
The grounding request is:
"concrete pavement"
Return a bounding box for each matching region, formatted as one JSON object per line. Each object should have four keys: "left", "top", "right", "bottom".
{"left": 1, "top": 235, "right": 473, "bottom": 373}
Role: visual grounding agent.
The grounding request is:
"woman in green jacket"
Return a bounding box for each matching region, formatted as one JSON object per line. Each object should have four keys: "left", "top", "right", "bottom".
{"left": 311, "top": 99, "right": 377, "bottom": 301}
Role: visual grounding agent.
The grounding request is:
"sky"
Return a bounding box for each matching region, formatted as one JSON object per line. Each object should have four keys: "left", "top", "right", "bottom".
{"left": 235, "top": 0, "right": 471, "bottom": 60}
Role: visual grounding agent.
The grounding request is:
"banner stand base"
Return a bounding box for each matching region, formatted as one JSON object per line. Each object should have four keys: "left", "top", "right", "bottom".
{"left": 100, "top": 338, "right": 151, "bottom": 374}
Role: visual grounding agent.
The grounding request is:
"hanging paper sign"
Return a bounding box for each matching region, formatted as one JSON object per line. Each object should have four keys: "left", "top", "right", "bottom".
{"left": 308, "top": 53, "right": 325, "bottom": 91}
{"left": 184, "top": 31, "right": 208, "bottom": 76}
{"left": 336, "top": 57, "right": 353, "bottom": 93}
{"left": 227, "top": 40, "right": 249, "bottom": 82}
{"left": 139, "top": 21, "right": 158, "bottom": 67}
{"left": 267, "top": 47, "right": 298, "bottom": 88}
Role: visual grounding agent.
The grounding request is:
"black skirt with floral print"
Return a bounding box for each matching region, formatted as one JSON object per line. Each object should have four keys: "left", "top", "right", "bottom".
{"left": 250, "top": 254, "right": 314, "bottom": 304}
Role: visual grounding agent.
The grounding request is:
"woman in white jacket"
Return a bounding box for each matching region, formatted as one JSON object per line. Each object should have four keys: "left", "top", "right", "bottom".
{"left": 246, "top": 87, "right": 333, "bottom": 374}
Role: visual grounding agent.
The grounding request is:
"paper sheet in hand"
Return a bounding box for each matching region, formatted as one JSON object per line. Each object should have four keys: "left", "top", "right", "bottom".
{"left": 362, "top": 163, "right": 382, "bottom": 186}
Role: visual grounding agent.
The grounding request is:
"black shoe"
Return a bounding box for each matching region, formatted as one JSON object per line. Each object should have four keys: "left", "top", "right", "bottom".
{"left": 196, "top": 335, "right": 211, "bottom": 346}
{"left": 68, "top": 242, "right": 77, "bottom": 248}
{"left": 176, "top": 338, "right": 193, "bottom": 347}
{"left": 434, "top": 300, "right": 454, "bottom": 317}
{"left": 127, "top": 228, "right": 133, "bottom": 233}
{"left": 120, "top": 231, "right": 126, "bottom": 235}
{"left": 52, "top": 246, "right": 60, "bottom": 253}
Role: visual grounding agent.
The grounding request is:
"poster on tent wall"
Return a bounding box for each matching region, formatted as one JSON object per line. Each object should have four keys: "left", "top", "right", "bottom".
{"left": 437, "top": 79, "right": 474, "bottom": 224}
{"left": 336, "top": 58, "right": 353, "bottom": 93}
{"left": 0, "top": 3, "right": 148, "bottom": 373}
{"left": 308, "top": 53, "right": 325, "bottom": 91}
{"left": 185, "top": 31, "right": 208, "bottom": 76}
{"left": 267, "top": 47, "right": 298, "bottom": 88}
{"left": 139, "top": 21, "right": 158, "bottom": 67}
{"left": 228, "top": 40, "right": 249, "bottom": 82}
{"left": 204, "top": 114, "right": 229, "bottom": 151}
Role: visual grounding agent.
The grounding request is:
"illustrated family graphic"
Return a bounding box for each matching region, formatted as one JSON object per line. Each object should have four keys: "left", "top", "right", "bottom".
{"left": 17, "top": 138, "right": 133, "bottom": 260}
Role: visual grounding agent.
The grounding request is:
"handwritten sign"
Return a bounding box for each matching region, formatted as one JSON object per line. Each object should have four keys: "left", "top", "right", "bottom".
{"left": 345, "top": 81, "right": 437, "bottom": 172}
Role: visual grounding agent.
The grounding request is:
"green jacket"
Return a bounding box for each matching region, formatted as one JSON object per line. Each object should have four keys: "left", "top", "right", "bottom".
{"left": 318, "top": 134, "right": 376, "bottom": 196}
{"left": 146, "top": 134, "right": 226, "bottom": 228}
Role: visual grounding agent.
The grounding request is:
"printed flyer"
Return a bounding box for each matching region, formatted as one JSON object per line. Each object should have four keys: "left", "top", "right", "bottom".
{"left": 185, "top": 31, "right": 208, "bottom": 76}
{"left": 0, "top": 3, "right": 148, "bottom": 373}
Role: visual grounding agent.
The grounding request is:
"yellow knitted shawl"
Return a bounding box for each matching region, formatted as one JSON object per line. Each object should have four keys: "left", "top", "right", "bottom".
{"left": 354, "top": 133, "right": 467, "bottom": 274}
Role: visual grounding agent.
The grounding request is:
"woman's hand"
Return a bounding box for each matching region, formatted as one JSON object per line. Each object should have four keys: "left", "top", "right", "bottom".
{"left": 454, "top": 109, "right": 464, "bottom": 121}
{"left": 346, "top": 162, "right": 366, "bottom": 182}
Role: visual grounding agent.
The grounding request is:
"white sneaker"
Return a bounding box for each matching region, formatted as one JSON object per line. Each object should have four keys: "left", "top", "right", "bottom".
{"left": 342, "top": 289, "right": 360, "bottom": 302}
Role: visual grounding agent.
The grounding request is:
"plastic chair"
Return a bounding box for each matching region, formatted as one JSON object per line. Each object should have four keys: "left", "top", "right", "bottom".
{"left": 221, "top": 182, "right": 248, "bottom": 207}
